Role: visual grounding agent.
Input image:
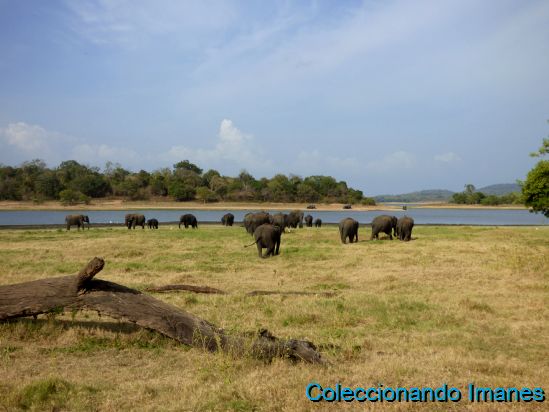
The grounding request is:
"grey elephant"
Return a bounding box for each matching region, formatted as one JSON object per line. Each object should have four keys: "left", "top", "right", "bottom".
{"left": 370, "top": 215, "right": 397, "bottom": 240}
{"left": 396, "top": 216, "right": 414, "bottom": 241}
{"left": 286, "top": 210, "right": 304, "bottom": 229}
{"left": 245, "top": 223, "right": 281, "bottom": 258}
{"left": 147, "top": 218, "right": 159, "bottom": 229}
{"left": 339, "top": 217, "right": 359, "bottom": 244}
{"left": 270, "top": 213, "right": 288, "bottom": 232}
{"left": 304, "top": 214, "right": 313, "bottom": 227}
{"left": 65, "top": 214, "right": 90, "bottom": 230}
{"left": 125, "top": 213, "right": 146, "bottom": 229}
{"left": 179, "top": 214, "right": 198, "bottom": 229}
{"left": 244, "top": 212, "right": 271, "bottom": 235}
{"left": 221, "top": 213, "right": 234, "bottom": 226}
{"left": 314, "top": 218, "right": 322, "bottom": 228}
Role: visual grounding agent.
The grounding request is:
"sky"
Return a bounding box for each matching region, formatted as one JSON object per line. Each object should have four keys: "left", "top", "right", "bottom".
{"left": 1, "top": 0, "right": 548, "bottom": 195}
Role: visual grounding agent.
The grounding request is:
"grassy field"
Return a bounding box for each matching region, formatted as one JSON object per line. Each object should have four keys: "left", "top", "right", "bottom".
{"left": 0, "top": 225, "right": 548, "bottom": 411}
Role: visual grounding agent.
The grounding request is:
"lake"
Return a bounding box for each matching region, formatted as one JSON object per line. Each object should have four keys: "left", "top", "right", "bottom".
{"left": 0, "top": 208, "right": 547, "bottom": 226}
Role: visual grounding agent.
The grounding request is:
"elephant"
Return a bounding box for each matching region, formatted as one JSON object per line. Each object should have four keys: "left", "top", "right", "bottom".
{"left": 125, "top": 213, "right": 146, "bottom": 229}
{"left": 314, "top": 218, "right": 322, "bottom": 228}
{"left": 65, "top": 214, "right": 90, "bottom": 230}
{"left": 246, "top": 223, "right": 281, "bottom": 258}
{"left": 244, "top": 212, "right": 271, "bottom": 235}
{"left": 221, "top": 213, "right": 234, "bottom": 226}
{"left": 270, "top": 213, "right": 288, "bottom": 232}
{"left": 147, "top": 218, "right": 159, "bottom": 229}
{"left": 304, "top": 214, "right": 313, "bottom": 227}
{"left": 396, "top": 216, "right": 414, "bottom": 241}
{"left": 370, "top": 215, "right": 397, "bottom": 240}
{"left": 339, "top": 217, "right": 359, "bottom": 244}
{"left": 286, "top": 210, "right": 304, "bottom": 229}
{"left": 343, "top": 204, "right": 352, "bottom": 209}
{"left": 307, "top": 204, "right": 316, "bottom": 209}
{"left": 179, "top": 214, "right": 198, "bottom": 229}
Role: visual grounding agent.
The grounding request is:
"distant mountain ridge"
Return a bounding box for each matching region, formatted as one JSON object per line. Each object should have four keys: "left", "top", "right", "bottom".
{"left": 476, "top": 183, "right": 521, "bottom": 195}
{"left": 374, "top": 183, "right": 520, "bottom": 202}
{"left": 374, "top": 189, "right": 454, "bottom": 203}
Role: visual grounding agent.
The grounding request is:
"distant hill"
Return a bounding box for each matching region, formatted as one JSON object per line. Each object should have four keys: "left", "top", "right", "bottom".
{"left": 374, "top": 183, "right": 521, "bottom": 203}
{"left": 476, "top": 183, "right": 521, "bottom": 195}
{"left": 374, "top": 189, "right": 454, "bottom": 203}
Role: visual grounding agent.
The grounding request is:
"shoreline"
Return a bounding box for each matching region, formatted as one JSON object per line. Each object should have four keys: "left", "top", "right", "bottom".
{"left": 0, "top": 222, "right": 546, "bottom": 230}
{"left": 0, "top": 200, "right": 528, "bottom": 212}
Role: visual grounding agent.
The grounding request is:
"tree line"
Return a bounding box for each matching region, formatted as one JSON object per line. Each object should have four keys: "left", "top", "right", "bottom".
{"left": 450, "top": 184, "right": 522, "bottom": 206}
{"left": 0, "top": 159, "right": 376, "bottom": 205}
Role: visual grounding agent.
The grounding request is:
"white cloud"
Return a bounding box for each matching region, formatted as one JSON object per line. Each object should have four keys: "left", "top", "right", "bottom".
{"left": 64, "top": 0, "right": 236, "bottom": 49}
{"left": 0, "top": 122, "right": 139, "bottom": 168}
{"left": 434, "top": 152, "right": 461, "bottom": 163}
{"left": 366, "top": 151, "right": 416, "bottom": 172}
{"left": 1, "top": 122, "right": 61, "bottom": 152}
{"left": 165, "top": 119, "right": 271, "bottom": 174}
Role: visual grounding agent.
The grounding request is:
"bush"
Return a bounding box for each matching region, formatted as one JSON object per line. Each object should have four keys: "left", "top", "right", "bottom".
{"left": 59, "top": 189, "right": 90, "bottom": 205}
{"left": 168, "top": 181, "right": 196, "bottom": 201}
{"left": 361, "top": 197, "right": 376, "bottom": 206}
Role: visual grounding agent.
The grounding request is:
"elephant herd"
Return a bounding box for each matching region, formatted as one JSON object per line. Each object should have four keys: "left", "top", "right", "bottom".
{"left": 339, "top": 214, "right": 415, "bottom": 243}
{"left": 64, "top": 210, "right": 415, "bottom": 258}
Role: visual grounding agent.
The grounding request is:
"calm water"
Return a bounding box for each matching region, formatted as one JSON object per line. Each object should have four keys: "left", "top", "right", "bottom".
{"left": 0, "top": 208, "right": 547, "bottom": 226}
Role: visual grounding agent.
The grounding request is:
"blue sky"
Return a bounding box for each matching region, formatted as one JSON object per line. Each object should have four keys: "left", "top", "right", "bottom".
{"left": 1, "top": 0, "right": 548, "bottom": 195}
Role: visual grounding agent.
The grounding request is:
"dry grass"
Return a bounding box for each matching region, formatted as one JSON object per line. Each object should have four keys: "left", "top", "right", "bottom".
{"left": 0, "top": 225, "right": 547, "bottom": 411}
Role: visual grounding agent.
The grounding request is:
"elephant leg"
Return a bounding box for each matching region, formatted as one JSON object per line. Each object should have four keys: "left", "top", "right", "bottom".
{"left": 67, "top": 225, "right": 70, "bottom": 231}
{"left": 266, "top": 245, "right": 275, "bottom": 257}
{"left": 256, "top": 243, "right": 263, "bottom": 258}
{"left": 275, "top": 239, "right": 280, "bottom": 255}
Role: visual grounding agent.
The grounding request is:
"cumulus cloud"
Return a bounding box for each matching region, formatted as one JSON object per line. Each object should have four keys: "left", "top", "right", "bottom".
{"left": 0, "top": 121, "right": 139, "bottom": 167}
{"left": 434, "top": 152, "right": 461, "bottom": 163}
{"left": 1, "top": 122, "right": 62, "bottom": 152}
{"left": 166, "top": 119, "right": 271, "bottom": 174}
{"left": 366, "top": 151, "right": 416, "bottom": 172}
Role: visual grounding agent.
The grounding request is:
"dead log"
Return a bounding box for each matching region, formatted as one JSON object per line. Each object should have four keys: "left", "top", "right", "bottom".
{"left": 246, "top": 290, "right": 336, "bottom": 297}
{"left": 0, "top": 258, "right": 324, "bottom": 364}
{"left": 145, "top": 284, "right": 226, "bottom": 294}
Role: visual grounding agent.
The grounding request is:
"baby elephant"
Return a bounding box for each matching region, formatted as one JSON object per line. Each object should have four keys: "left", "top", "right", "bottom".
{"left": 221, "top": 213, "right": 234, "bottom": 226}
{"left": 396, "top": 216, "right": 414, "bottom": 241}
{"left": 247, "top": 224, "right": 281, "bottom": 258}
{"left": 147, "top": 218, "right": 159, "bottom": 229}
{"left": 314, "top": 218, "right": 322, "bottom": 228}
{"left": 304, "top": 214, "right": 313, "bottom": 227}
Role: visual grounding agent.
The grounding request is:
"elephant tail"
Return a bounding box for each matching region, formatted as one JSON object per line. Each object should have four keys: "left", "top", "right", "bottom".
{"left": 244, "top": 239, "right": 259, "bottom": 248}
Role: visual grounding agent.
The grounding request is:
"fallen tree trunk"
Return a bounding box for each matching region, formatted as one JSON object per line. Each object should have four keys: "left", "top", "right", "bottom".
{"left": 0, "top": 258, "right": 324, "bottom": 364}
{"left": 145, "top": 284, "right": 226, "bottom": 294}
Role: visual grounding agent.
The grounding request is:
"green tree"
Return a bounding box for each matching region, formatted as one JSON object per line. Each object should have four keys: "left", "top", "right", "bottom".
{"left": 522, "top": 160, "right": 549, "bottom": 217}
{"left": 196, "top": 186, "right": 218, "bottom": 203}
{"left": 173, "top": 160, "right": 203, "bottom": 175}
{"left": 522, "top": 127, "right": 549, "bottom": 217}
{"left": 59, "top": 189, "right": 90, "bottom": 205}
{"left": 169, "top": 181, "right": 196, "bottom": 201}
